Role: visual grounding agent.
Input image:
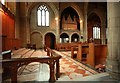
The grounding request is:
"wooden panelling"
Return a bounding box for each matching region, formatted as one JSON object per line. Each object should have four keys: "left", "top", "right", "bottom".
{"left": 1, "top": 5, "right": 21, "bottom": 51}
{"left": 95, "top": 44, "right": 107, "bottom": 65}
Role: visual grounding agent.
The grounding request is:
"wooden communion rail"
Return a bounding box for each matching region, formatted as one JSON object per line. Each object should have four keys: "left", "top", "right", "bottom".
{"left": 1, "top": 48, "right": 62, "bottom": 83}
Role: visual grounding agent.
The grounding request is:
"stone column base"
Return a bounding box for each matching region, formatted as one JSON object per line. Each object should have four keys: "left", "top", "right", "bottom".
{"left": 106, "top": 59, "right": 120, "bottom": 80}
{"left": 106, "top": 69, "right": 120, "bottom": 80}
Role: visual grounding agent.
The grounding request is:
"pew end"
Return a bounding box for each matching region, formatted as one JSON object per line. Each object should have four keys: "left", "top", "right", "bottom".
{"left": 71, "top": 43, "right": 107, "bottom": 71}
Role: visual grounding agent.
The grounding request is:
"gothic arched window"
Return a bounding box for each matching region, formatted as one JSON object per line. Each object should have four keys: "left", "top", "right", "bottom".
{"left": 37, "top": 5, "right": 49, "bottom": 26}
{"left": 93, "top": 25, "right": 100, "bottom": 39}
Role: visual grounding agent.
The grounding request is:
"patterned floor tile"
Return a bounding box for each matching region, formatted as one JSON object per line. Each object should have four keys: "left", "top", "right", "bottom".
{"left": 69, "top": 65, "right": 78, "bottom": 68}
{"left": 74, "top": 69, "right": 86, "bottom": 74}
{"left": 12, "top": 49, "right": 97, "bottom": 81}
{"left": 69, "top": 73, "right": 83, "bottom": 80}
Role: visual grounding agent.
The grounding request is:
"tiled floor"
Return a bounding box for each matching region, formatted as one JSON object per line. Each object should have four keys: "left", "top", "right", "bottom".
{"left": 3, "top": 48, "right": 114, "bottom": 82}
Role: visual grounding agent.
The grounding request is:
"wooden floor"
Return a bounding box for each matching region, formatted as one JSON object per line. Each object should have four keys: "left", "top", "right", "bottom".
{"left": 2, "top": 48, "right": 113, "bottom": 81}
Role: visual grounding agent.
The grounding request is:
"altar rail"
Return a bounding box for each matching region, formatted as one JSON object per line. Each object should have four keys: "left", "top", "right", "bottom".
{"left": 1, "top": 48, "right": 62, "bottom": 82}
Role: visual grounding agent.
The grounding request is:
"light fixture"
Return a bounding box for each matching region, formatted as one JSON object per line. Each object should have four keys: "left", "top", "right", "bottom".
{"left": 80, "top": 20, "right": 82, "bottom": 23}
{"left": 55, "top": 17, "right": 58, "bottom": 21}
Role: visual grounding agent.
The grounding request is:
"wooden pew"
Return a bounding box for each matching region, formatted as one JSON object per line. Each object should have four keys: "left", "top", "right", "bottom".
{"left": 76, "top": 43, "right": 107, "bottom": 68}
{"left": 94, "top": 44, "right": 107, "bottom": 65}
{"left": 87, "top": 43, "right": 95, "bottom": 67}
{"left": 56, "top": 42, "right": 81, "bottom": 51}
{"left": 1, "top": 48, "right": 62, "bottom": 82}
{"left": 27, "top": 43, "right": 31, "bottom": 49}
{"left": 77, "top": 43, "right": 90, "bottom": 64}
{"left": 71, "top": 46, "right": 78, "bottom": 58}
{"left": 32, "top": 44, "right": 36, "bottom": 50}
{"left": 27, "top": 44, "right": 36, "bottom": 50}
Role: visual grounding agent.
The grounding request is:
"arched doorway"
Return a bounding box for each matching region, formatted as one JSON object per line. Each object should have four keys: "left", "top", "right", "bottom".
{"left": 71, "top": 33, "right": 79, "bottom": 42}
{"left": 60, "top": 33, "right": 69, "bottom": 43}
{"left": 45, "top": 33, "right": 56, "bottom": 49}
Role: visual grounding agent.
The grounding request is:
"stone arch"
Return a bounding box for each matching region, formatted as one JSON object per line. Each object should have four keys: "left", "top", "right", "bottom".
{"left": 31, "top": 30, "right": 43, "bottom": 35}
{"left": 70, "top": 32, "right": 80, "bottom": 37}
{"left": 60, "top": 3, "right": 83, "bottom": 21}
{"left": 60, "top": 32, "right": 69, "bottom": 36}
{"left": 87, "top": 12, "right": 102, "bottom": 44}
{"left": 60, "top": 33, "right": 69, "bottom": 43}
{"left": 27, "top": 2, "right": 59, "bottom": 45}
{"left": 60, "top": 5, "right": 83, "bottom": 31}
{"left": 88, "top": 12, "right": 101, "bottom": 27}
{"left": 30, "top": 32, "right": 43, "bottom": 49}
{"left": 88, "top": 10, "right": 102, "bottom": 25}
{"left": 27, "top": 2, "right": 59, "bottom": 28}
{"left": 27, "top": 2, "right": 58, "bottom": 19}
{"left": 71, "top": 33, "right": 80, "bottom": 42}
{"left": 44, "top": 31, "right": 56, "bottom": 37}
{"left": 60, "top": 7, "right": 80, "bottom": 30}
{"left": 29, "top": 3, "right": 56, "bottom": 28}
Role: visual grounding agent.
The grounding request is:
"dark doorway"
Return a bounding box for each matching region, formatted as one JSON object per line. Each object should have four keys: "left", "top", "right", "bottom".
{"left": 60, "top": 33, "right": 69, "bottom": 43}
{"left": 45, "top": 33, "right": 56, "bottom": 49}
{"left": 71, "top": 33, "right": 79, "bottom": 42}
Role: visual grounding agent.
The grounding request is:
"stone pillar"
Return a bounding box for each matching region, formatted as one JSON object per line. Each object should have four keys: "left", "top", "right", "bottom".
{"left": 69, "top": 35, "right": 71, "bottom": 43}
{"left": 19, "top": 2, "right": 27, "bottom": 47}
{"left": 83, "top": 2, "right": 88, "bottom": 42}
{"left": 101, "top": 20, "right": 106, "bottom": 44}
{"left": 26, "top": 16, "right": 30, "bottom": 43}
{"left": 80, "top": 21, "right": 84, "bottom": 42}
{"left": 55, "top": 3, "right": 60, "bottom": 44}
{"left": 55, "top": 17, "right": 60, "bottom": 44}
{"left": 15, "top": 2, "right": 20, "bottom": 39}
{"left": 42, "top": 36, "right": 45, "bottom": 48}
{"left": 106, "top": 2, "right": 120, "bottom": 80}
{"left": 25, "top": 2, "right": 30, "bottom": 44}
{"left": 20, "top": 16, "right": 27, "bottom": 47}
